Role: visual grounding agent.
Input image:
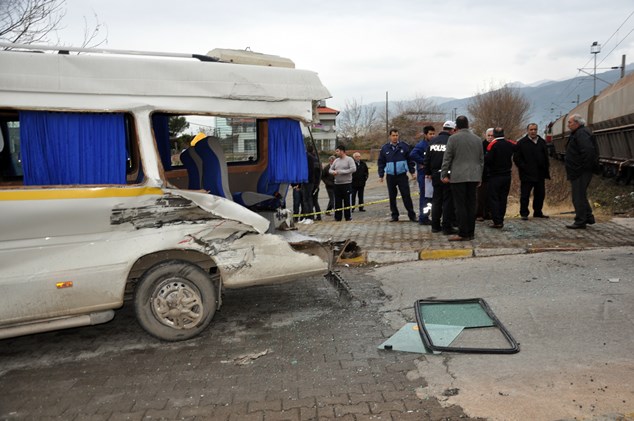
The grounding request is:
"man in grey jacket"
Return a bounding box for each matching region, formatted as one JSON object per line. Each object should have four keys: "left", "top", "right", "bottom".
{"left": 329, "top": 144, "right": 357, "bottom": 222}
{"left": 440, "top": 116, "right": 484, "bottom": 241}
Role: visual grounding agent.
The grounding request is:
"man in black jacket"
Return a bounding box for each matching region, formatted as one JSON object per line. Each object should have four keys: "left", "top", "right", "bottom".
{"left": 321, "top": 156, "right": 336, "bottom": 215}
{"left": 485, "top": 128, "right": 515, "bottom": 228}
{"left": 351, "top": 152, "right": 369, "bottom": 212}
{"left": 565, "top": 114, "right": 598, "bottom": 229}
{"left": 423, "top": 121, "right": 456, "bottom": 234}
{"left": 513, "top": 123, "right": 550, "bottom": 220}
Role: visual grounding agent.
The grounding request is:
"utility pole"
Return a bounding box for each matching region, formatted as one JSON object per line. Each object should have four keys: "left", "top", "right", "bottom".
{"left": 621, "top": 54, "right": 626, "bottom": 79}
{"left": 591, "top": 41, "right": 601, "bottom": 96}
{"left": 385, "top": 91, "right": 389, "bottom": 137}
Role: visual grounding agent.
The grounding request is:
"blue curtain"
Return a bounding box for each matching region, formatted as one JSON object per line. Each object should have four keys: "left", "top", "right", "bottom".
{"left": 152, "top": 114, "right": 172, "bottom": 171}
{"left": 20, "top": 111, "right": 127, "bottom": 185}
{"left": 267, "top": 118, "right": 308, "bottom": 183}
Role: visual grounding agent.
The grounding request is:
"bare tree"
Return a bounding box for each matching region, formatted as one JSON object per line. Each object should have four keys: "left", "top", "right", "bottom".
{"left": 0, "top": 0, "right": 106, "bottom": 47}
{"left": 338, "top": 98, "right": 379, "bottom": 141}
{"left": 467, "top": 84, "right": 531, "bottom": 140}
{"left": 391, "top": 95, "right": 444, "bottom": 141}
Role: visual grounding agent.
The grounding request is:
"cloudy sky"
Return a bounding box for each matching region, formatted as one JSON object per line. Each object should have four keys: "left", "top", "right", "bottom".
{"left": 60, "top": 0, "right": 633, "bottom": 110}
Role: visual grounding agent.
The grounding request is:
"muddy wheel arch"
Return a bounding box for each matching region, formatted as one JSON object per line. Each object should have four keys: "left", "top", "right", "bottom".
{"left": 125, "top": 249, "right": 219, "bottom": 300}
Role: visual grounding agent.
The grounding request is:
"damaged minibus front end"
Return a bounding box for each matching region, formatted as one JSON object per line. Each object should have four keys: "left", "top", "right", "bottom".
{"left": 117, "top": 188, "right": 331, "bottom": 289}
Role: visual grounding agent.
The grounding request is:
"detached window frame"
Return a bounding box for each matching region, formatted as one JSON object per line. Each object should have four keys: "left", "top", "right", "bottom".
{"left": 414, "top": 298, "right": 520, "bottom": 354}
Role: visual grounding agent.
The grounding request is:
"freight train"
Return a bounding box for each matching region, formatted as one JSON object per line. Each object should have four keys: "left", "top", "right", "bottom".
{"left": 546, "top": 70, "right": 634, "bottom": 184}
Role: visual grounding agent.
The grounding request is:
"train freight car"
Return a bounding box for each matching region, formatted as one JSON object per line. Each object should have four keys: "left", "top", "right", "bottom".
{"left": 547, "top": 70, "right": 634, "bottom": 184}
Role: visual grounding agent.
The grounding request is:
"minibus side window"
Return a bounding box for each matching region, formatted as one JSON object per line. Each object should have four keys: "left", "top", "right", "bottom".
{"left": 0, "top": 110, "right": 139, "bottom": 187}
{"left": 157, "top": 114, "right": 259, "bottom": 170}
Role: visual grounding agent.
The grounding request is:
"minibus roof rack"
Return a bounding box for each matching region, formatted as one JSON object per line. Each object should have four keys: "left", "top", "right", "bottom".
{"left": 0, "top": 42, "right": 220, "bottom": 62}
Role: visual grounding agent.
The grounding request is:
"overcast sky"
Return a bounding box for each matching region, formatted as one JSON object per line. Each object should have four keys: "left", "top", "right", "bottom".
{"left": 60, "top": 0, "right": 633, "bottom": 111}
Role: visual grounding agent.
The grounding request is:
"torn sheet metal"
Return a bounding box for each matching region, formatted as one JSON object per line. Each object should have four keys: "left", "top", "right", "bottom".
{"left": 181, "top": 225, "right": 329, "bottom": 289}
{"left": 221, "top": 349, "right": 272, "bottom": 365}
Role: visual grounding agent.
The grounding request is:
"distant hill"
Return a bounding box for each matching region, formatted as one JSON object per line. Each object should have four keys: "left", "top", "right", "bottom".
{"left": 338, "top": 65, "right": 634, "bottom": 131}
{"left": 427, "top": 64, "right": 634, "bottom": 129}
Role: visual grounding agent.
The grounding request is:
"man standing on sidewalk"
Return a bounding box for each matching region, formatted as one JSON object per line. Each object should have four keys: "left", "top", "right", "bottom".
{"left": 378, "top": 128, "right": 417, "bottom": 222}
{"left": 513, "top": 123, "right": 551, "bottom": 220}
{"left": 322, "top": 155, "right": 336, "bottom": 215}
{"left": 410, "top": 125, "right": 436, "bottom": 225}
{"left": 441, "top": 116, "right": 484, "bottom": 241}
{"left": 565, "top": 114, "right": 598, "bottom": 229}
{"left": 351, "top": 152, "right": 369, "bottom": 212}
{"left": 329, "top": 144, "right": 356, "bottom": 222}
{"left": 424, "top": 121, "right": 457, "bottom": 235}
{"left": 484, "top": 127, "right": 515, "bottom": 229}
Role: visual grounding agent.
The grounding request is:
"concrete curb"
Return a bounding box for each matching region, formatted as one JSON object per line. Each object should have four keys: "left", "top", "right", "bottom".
{"left": 344, "top": 246, "right": 601, "bottom": 265}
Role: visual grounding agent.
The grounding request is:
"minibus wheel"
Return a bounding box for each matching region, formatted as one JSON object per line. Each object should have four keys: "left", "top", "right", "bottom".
{"left": 134, "top": 260, "right": 217, "bottom": 341}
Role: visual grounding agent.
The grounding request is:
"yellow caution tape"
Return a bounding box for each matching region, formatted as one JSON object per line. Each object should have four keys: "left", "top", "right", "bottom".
{"left": 293, "top": 192, "right": 421, "bottom": 218}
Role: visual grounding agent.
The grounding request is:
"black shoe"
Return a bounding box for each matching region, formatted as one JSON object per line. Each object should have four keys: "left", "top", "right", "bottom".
{"left": 442, "top": 228, "right": 458, "bottom": 235}
{"left": 566, "top": 223, "right": 586, "bottom": 229}
{"left": 315, "top": 216, "right": 322, "bottom": 221}
{"left": 521, "top": 216, "right": 529, "bottom": 221}
{"left": 534, "top": 214, "right": 549, "bottom": 218}
{"left": 419, "top": 220, "right": 431, "bottom": 226}
{"left": 390, "top": 218, "right": 399, "bottom": 222}
{"left": 586, "top": 216, "right": 596, "bottom": 225}
{"left": 448, "top": 235, "right": 473, "bottom": 241}
{"left": 431, "top": 228, "right": 442, "bottom": 233}
{"left": 359, "top": 209, "right": 366, "bottom": 212}
{"left": 490, "top": 223, "right": 504, "bottom": 229}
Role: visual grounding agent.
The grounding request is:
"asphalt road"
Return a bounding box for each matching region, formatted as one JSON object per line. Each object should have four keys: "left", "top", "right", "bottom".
{"left": 1, "top": 247, "right": 632, "bottom": 420}
{"left": 373, "top": 246, "right": 634, "bottom": 421}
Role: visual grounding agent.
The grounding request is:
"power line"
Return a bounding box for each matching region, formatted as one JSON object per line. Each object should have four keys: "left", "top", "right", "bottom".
{"left": 598, "top": 26, "right": 634, "bottom": 66}
{"left": 597, "top": 9, "right": 634, "bottom": 66}
{"left": 550, "top": 10, "right": 634, "bottom": 113}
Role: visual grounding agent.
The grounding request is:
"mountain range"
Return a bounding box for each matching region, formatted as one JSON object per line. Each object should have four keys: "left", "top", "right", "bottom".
{"left": 438, "top": 64, "right": 633, "bottom": 128}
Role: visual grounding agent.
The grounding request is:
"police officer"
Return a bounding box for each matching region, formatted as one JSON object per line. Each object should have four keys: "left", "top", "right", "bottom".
{"left": 424, "top": 121, "right": 457, "bottom": 234}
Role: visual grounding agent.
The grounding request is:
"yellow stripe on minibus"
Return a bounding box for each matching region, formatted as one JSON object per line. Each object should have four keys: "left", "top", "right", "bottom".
{"left": 0, "top": 187, "right": 164, "bottom": 201}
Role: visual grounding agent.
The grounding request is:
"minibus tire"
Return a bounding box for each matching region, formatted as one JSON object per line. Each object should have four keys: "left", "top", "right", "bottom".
{"left": 134, "top": 260, "right": 217, "bottom": 341}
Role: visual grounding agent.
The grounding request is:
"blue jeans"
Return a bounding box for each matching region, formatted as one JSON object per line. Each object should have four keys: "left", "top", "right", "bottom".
{"left": 417, "top": 171, "right": 431, "bottom": 222}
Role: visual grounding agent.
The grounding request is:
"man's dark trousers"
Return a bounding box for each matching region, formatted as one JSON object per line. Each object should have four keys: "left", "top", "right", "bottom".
{"left": 451, "top": 182, "right": 478, "bottom": 238}
{"left": 334, "top": 183, "right": 352, "bottom": 221}
{"left": 386, "top": 173, "right": 416, "bottom": 220}
{"left": 431, "top": 178, "right": 454, "bottom": 232}
{"left": 570, "top": 171, "right": 593, "bottom": 225}
{"left": 351, "top": 185, "right": 365, "bottom": 211}
{"left": 519, "top": 179, "right": 545, "bottom": 217}
{"left": 488, "top": 175, "right": 511, "bottom": 225}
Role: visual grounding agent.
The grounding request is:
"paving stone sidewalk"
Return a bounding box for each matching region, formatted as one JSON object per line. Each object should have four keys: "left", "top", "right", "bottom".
{"left": 296, "top": 215, "right": 634, "bottom": 261}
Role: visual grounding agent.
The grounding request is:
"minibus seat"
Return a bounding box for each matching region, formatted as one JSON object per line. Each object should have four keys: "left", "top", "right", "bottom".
{"left": 195, "top": 136, "right": 281, "bottom": 209}
{"left": 180, "top": 147, "right": 203, "bottom": 190}
{"left": 194, "top": 137, "right": 232, "bottom": 199}
{"left": 245, "top": 171, "right": 288, "bottom": 210}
